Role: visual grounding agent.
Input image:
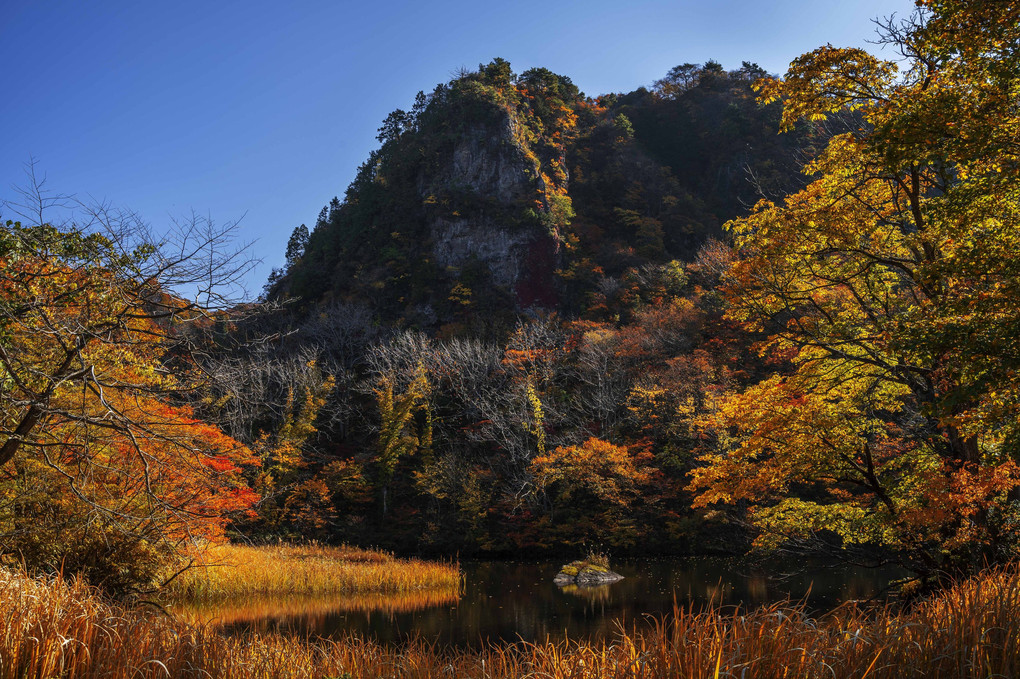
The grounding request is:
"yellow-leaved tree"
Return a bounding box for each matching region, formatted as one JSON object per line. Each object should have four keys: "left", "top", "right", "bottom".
{"left": 689, "top": 0, "right": 1020, "bottom": 585}
{"left": 374, "top": 363, "right": 431, "bottom": 515}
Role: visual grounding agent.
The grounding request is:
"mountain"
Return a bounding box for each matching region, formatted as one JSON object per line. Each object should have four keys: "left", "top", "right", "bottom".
{"left": 267, "top": 58, "right": 812, "bottom": 334}
{"left": 212, "top": 58, "right": 818, "bottom": 554}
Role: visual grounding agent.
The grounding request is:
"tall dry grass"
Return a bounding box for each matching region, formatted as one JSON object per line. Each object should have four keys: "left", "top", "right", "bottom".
{"left": 164, "top": 543, "right": 461, "bottom": 600}
{"left": 3, "top": 565, "right": 1019, "bottom": 678}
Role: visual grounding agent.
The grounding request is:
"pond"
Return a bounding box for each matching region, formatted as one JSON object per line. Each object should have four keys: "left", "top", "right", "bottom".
{"left": 176, "top": 557, "right": 906, "bottom": 647}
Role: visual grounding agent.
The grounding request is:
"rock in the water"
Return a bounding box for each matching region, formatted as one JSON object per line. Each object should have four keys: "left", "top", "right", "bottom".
{"left": 554, "top": 560, "right": 624, "bottom": 587}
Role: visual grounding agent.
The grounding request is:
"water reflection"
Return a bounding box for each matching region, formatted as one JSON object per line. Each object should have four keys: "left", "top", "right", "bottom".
{"left": 171, "top": 589, "right": 461, "bottom": 629}
{"left": 557, "top": 583, "right": 614, "bottom": 603}
{"left": 206, "top": 557, "right": 905, "bottom": 647}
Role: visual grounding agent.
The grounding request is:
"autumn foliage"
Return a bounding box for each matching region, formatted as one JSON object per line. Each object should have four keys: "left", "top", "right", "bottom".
{"left": 690, "top": 1, "right": 1020, "bottom": 582}
{"left": 0, "top": 220, "right": 257, "bottom": 591}
{"left": 4, "top": 1, "right": 1017, "bottom": 596}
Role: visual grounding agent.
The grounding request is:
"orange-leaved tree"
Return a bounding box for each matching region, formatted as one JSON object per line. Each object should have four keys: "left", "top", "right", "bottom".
{"left": 0, "top": 199, "right": 259, "bottom": 592}
{"left": 689, "top": 1, "right": 1020, "bottom": 584}
{"left": 531, "top": 438, "right": 656, "bottom": 549}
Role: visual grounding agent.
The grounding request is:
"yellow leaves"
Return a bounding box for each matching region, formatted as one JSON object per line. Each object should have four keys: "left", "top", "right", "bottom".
{"left": 689, "top": 363, "right": 908, "bottom": 518}
{"left": 525, "top": 378, "right": 546, "bottom": 456}
{"left": 448, "top": 282, "right": 473, "bottom": 307}
{"left": 696, "top": 1, "right": 1020, "bottom": 568}
{"left": 261, "top": 369, "right": 335, "bottom": 482}
{"left": 751, "top": 500, "right": 877, "bottom": 550}
{"left": 626, "top": 384, "right": 666, "bottom": 419}
{"left": 374, "top": 363, "right": 430, "bottom": 481}
{"left": 752, "top": 75, "right": 783, "bottom": 105}
{"left": 764, "top": 46, "right": 898, "bottom": 132}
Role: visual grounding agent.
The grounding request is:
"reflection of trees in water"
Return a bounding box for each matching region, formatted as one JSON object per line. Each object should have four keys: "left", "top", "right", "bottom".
{"left": 702, "top": 581, "right": 734, "bottom": 603}
{"left": 745, "top": 575, "right": 768, "bottom": 601}
{"left": 170, "top": 588, "right": 461, "bottom": 627}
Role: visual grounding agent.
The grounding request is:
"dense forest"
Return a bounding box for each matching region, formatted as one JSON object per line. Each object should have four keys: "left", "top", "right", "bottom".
{"left": 210, "top": 56, "right": 813, "bottom": 558}
{"left": 3, "top": 0, "right": 1020, "bottom": 600}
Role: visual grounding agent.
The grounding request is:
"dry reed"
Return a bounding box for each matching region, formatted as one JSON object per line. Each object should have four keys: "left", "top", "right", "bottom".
{"left": 164, "top": 543, "right": 461, "bottom": 600}
{"left": 3, "top": 565, "right": 1019, "bottom": 678}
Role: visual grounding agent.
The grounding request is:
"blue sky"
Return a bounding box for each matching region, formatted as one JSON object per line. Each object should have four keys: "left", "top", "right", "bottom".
{"left": 1, "top": 0, "right": 915, "bottom": 296}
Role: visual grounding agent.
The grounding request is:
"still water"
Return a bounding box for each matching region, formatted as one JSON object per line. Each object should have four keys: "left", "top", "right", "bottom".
{"left": 183, "top": 557, "right": 904, "bottom": 647}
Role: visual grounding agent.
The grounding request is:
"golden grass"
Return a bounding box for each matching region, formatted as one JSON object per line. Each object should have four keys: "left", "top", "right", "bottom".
{"left": 163, "top": 543, "right": 461, "bottom": 600}
{"left": 3, "top": 565, "right": 1020, "bottom": 678}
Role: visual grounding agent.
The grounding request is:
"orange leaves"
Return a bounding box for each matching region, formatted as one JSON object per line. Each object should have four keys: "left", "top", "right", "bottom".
{"left": 530, "top": 437, "right": 657, "bottom": 548}
{"left": 501, "top": 347, "right": 557, "bottom": 372}
{"left": 688, "top": 361, "right": 911, "bottom": 545}
{"left": 0, "top": 221, "right": 259, "bottom": 578}
{"left": 895, "top": 460, "right": 1020, "bottom": 551}
{"left": 532, "top": 438, "right": 654, "bottom": 505}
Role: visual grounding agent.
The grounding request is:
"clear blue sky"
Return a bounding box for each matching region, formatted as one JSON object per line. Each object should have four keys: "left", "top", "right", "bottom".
{"left": 1, "top": 0, "right": 915, "bottom": 296}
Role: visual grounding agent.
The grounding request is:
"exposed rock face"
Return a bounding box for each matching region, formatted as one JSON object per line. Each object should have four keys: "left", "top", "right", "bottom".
{"left": 421, "top": 113, "right": 562, "bottom": 309}
{"left": 431, "top": 217, "right": 530, "bottom": 290}
{"left": 553, "top": 561, "right": 624, "bottom": 587}
{"left": 441, "top": 119, "right": 536, "bottom": 202}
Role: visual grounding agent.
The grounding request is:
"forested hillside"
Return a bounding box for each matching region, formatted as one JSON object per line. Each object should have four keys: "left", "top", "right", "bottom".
{"left": 199, "top": 59, "right": 816, "bottom": 555}
{"left": 205, "top": 0, "right": 1020, "bottom": 579}
{"left": 7, "top": 0, "right": 1017, "bottom": 597}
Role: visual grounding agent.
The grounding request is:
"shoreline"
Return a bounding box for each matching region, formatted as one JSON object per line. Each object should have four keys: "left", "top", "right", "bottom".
{"left": 4, "top": 564, "right": 1018, "bottom": 678}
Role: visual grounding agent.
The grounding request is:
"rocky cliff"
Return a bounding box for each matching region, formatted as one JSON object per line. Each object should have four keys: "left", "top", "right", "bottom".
{"left": 274, "top": 61, "right": 581, "bottom": 325}
{"left": 421, "top": 112, "right": 564, "bottom": 309}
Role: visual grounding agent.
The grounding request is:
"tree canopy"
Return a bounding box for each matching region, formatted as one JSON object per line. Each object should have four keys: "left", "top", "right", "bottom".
{"left": 690, "top": 0, "right": 1020, "bottom": 582}
{"left": 0, "top": 188, "right": 259, "bottom": 591}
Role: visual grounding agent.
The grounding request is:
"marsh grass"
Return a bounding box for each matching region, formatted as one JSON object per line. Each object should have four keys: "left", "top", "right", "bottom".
{"left": 164, "top": 543, "right": 461, "bottom": 600}
{"left": 585, "top": 549, "right": 611, "bottom": 569}
{"left": 3, "top": 566, "right": 1020, "bottom": 678}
